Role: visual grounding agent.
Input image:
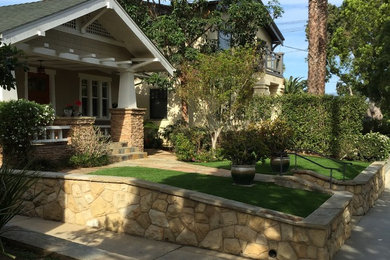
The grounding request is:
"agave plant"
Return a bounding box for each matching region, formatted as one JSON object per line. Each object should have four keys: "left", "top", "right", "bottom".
{"left": 0, "top": 167, "right": 39, "bottom": 256}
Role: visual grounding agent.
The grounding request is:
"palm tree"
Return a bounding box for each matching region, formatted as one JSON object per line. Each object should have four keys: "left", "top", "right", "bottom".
{"left": 307, "top": 0, "right": 328, "bottom": 95}
{"left": 284, "top": 76, "right": 307, "bottom": 94}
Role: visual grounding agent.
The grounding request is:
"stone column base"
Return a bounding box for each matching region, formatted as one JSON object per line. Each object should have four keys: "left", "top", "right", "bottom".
{"left": 54, "top": 117, "right": 96, "bottom": 145}
{"left": 110, "top": 108, "right": 146, "bottom": 151}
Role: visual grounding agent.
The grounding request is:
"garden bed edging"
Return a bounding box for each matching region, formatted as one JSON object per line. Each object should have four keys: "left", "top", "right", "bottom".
{"left": 293, "top": 159, "right": 389, "bottom": 216}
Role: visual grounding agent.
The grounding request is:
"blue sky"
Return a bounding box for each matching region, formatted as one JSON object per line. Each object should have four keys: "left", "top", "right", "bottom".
{"left": 1, "top": 0, "right": 343, "bottom": 94}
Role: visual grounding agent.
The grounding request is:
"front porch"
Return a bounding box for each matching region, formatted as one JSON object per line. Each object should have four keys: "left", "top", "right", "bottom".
{"left": 0, "top": 0, "right": 174, "bottom": 163}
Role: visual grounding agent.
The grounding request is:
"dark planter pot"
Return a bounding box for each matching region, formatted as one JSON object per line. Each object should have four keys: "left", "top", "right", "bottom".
{"left": 270, "top": 156, "right": 290, "bottom": 173}
{"left": 231, "top": 165, "right": 256, "bottom": 185}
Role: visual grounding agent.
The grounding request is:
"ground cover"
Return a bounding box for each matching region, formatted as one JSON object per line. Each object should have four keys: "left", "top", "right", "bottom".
{"left": 92, "top": 166, "right": 331, "bottom": 217}
{"left": 192, "top": 155, "right": 370, "bottom": 180}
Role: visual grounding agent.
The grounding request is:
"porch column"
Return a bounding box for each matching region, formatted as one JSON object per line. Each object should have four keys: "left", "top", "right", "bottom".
{"left": 111, "top": 70, "right": 145, "bottom": 151}
{"left": 118, "top": 71, "right": 137, "bottom": 108}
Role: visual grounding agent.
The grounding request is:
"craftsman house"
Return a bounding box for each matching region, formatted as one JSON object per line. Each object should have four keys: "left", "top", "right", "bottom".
{"left": 0, "top": 0, "right": 175, "bottom": 157}
{"left": 135, "top": 1, "right": 285, "bottom": 129}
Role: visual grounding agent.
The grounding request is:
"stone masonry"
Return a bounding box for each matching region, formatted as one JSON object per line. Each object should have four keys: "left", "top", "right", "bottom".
{"left": 19, "top": 170, "right": 360, "bottom": 260}
{"left": 293, "top": 160, "right": 388, "bottom": 216}
{"left": 110, "top": 108, "right": 146, "bottom": 151}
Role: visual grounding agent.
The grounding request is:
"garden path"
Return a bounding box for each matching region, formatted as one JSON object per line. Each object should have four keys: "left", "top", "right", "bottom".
{"left": 63, "top": 149, "right": 232, "bottom": 177}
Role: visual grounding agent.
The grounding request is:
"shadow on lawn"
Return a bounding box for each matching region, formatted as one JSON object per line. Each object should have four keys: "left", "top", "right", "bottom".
{"left": 156, "top": 172, "right": 330, "bottom": 218}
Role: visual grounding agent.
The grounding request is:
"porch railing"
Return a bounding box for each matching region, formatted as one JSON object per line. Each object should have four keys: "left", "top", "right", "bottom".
{"left": 264, "top": 50, "right": 283, "bottom": 77}
{"left": 96, "top": 125, "right": 111, "bottom": 136}
{"left": 32, "top": 126, "right": 71, "bottom": 143}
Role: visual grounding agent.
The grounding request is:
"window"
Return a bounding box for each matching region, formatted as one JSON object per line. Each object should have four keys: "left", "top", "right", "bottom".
{"left": 79, "top": 74, "right": 111, "bottom": 119}
{"left": 150, "top": 89, "right": 168, "bottom": 119}
{"left": 218, "top": 31, "right": 231, "bottom": 50}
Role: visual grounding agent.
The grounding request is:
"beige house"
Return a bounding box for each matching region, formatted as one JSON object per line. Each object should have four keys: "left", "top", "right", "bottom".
{"left": 0, "top": 0, "right": 174, "bottom": 155}
{"left": 135, "top": 4, "right": 285, "bottom": 130}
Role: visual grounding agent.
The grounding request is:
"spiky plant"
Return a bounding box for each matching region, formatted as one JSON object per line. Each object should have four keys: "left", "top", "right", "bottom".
{"left": 0, "top": 167, "right": 39, "bottom": 256}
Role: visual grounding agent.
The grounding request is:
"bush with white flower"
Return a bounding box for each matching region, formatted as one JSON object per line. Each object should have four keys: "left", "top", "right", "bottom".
{"left": 0, "top": 99, "right": 55, "bottom": 167}
{"left": 357, "top": 132, "right": 390, "bottom": 161}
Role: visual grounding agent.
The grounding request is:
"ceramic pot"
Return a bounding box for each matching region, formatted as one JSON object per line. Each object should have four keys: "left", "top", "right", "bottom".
{"left": 231, "top": 164, "right": 256, "bottom": 185}
{"left": 270, "top": 156, "right": 290, "bottom": 173}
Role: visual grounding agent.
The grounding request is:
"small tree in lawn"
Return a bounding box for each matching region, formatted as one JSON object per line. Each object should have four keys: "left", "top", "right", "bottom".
{"left": 180, "top": 46, "right": 259, "bottom": 152}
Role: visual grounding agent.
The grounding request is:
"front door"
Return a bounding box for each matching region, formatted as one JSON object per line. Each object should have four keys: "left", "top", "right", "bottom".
{"left": 28, "top": 72, "right": 50, "bottom": 104}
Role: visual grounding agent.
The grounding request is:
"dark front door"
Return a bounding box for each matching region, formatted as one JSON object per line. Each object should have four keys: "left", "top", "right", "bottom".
{"left": 28, "top": 72, "right": 50, "bottom": 104}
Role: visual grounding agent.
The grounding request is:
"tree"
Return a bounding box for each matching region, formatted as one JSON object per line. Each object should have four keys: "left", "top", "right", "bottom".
{"left": 0, "top": 42, "right": 25, "bottom": 91}
{"left": 284, "top": 76, "right": 307, "bottom": 94}
{"left": 327, "top": 0, "right": 390, "bottom": 101}
{"left": 367, "top": 20, "right": 390, "bottom": 113}
{"left": 307, "top": 0, "right": 328, "bottom": 95}
{"left": 180, "top": 47, "right": 258, "bottom": 151}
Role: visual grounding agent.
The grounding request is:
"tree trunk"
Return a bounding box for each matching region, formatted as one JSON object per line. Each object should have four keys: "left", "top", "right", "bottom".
{"left": 308, "top": 0, "right": 328, "bottom": 95}
{"left": 211, "top": 128, "right": 222, "bottom": 152}
{"left": 181, "top": 99, "right": 189, "bottom": 123}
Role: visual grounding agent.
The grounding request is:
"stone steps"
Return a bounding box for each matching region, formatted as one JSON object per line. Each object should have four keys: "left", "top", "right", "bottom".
{"left": 109, "top": 142, "right": 147, "bottom": 162}
{"left": 109, "top": 152, "right": 147, "bottom": 162}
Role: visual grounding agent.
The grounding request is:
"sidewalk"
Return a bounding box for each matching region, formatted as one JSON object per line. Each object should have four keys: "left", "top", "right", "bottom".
{"left": 334, "top": 171, "right": 390, "bottom": 260}
{"left": 5, "top": 216, "right": 249, "bottom": 260}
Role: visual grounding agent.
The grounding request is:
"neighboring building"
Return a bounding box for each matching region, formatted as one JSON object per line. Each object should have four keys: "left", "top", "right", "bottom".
{"left": 135, "top": 1, "right": 285, "bottom": 129}
{"left": 0, "top": 0, "right": 174, "bottom": 154}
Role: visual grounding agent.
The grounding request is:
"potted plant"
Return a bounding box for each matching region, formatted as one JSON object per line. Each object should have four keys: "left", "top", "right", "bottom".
{"left": 221, "top": 127, "right": 268, "bottom": 185}
{"left": 260, "top": 119, "right": 294, "bottom": 173}
{"left": 63, "top": 100, "right": 82, "bottom": 117}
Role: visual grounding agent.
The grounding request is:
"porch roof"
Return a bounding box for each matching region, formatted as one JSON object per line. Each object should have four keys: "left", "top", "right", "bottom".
{"left": 0, "top": 0, "right": 175, "bottom": 75}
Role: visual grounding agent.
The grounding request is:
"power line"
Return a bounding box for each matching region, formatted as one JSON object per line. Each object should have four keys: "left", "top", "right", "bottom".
{"left": 277, "top": 19, "right": 307, "bottom": 25}
{"left": 282, "top": 45, "right": 308, "bottom": 52}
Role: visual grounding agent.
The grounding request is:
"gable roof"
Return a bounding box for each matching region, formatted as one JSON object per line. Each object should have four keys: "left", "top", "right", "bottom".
{"left": 0, "top": 0, "right": 175, "bottom": 75}
{"left": 0, "top": 0, "right": 89, "bottom": 33}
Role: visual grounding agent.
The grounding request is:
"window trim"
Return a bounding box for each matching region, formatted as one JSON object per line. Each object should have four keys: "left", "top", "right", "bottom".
{"left": 78, "top": 73, "right": 112, "bottom": 119}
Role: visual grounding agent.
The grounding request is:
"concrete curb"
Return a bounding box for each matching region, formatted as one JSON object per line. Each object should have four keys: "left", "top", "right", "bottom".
{"left": 1, "top": 226, "right": 135, "bottom": 260}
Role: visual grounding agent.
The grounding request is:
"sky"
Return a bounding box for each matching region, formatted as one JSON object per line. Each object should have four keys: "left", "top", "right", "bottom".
{"left": 1, "top": 0, "right": 343, "bottom": 94}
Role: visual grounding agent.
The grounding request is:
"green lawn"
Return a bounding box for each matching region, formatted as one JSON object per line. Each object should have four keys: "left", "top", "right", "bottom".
{"left": 193, "top": 155, "right": 370, "bottom": 180}
{"left": 92, "top": 166, "right": 331, "bottom": 218}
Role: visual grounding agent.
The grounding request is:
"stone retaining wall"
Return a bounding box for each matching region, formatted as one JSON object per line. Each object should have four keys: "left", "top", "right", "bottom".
{"left": 293, "top": 160, "right": 389, "bottom": 216}
{"left": 20, "top": 172, "right": 354, "bottom": 260}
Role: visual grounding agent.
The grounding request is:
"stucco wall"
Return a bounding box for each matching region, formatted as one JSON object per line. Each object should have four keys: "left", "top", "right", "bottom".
{"left": 19, "top": 170, "right": 361, "bottom": 260}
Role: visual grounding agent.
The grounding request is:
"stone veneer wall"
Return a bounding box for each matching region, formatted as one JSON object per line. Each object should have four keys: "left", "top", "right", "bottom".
{"left": 110, "top": 108, "right": 146, "bottom": 151}
{"left": 20, "top": 172, "right": 356, "bottom": 260}
{"left": 293, "top": 160, "right": 389, "bottom": 216}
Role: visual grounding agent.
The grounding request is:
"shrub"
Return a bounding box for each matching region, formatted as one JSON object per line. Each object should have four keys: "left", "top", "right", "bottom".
{"left": 144, "top": 121, "right": 163, "bottom": 149}
{"left": 221, "top": 128, "right": 269, "bottom": 165}
{"left": 69, "top": 127, "right": 110, "bottom": 167}
{"left": 260, "top": 119, "right": 294, "bottom": 156}
{"left": 0, "top": 167, "right": 39, "bottom": 254}
{"left": 247, "top": 94, "right": 368, "bottom": 158}
{"left": 0, "top": 100, "right": 55, "bottom": 167}
{"left": 357, "top": 132, "right": 390, "bottom": 161}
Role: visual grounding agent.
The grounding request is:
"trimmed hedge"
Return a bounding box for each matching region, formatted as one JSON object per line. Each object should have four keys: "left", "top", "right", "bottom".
{"left": 248, "top": 94, "right": 368, "bottom": 158}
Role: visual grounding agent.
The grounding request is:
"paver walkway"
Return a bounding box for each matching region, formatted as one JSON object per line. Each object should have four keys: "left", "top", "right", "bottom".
{"left": 5, "top": 216, "right": 248, "bottom": 260}
{"left": 334, "top": 173, "right": 390, "bottom": 260}
{"left": 62, "top": 149, "right": 231, "bottom": 176}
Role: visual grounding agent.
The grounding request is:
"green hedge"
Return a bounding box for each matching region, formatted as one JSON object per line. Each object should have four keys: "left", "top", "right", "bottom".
{"left": 248, "top": 94, "right": 368, "bottom": 158}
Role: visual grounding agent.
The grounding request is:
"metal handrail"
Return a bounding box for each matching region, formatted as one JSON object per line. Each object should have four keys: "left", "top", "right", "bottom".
{"left": 287, "top": 152, "right": 349, "bottom": 189}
